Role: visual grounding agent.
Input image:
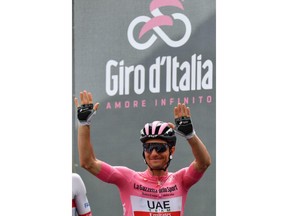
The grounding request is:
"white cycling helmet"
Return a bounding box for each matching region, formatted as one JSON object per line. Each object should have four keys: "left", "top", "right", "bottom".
{"left": 140, "top": 121, "right": 176, "bottom": 147}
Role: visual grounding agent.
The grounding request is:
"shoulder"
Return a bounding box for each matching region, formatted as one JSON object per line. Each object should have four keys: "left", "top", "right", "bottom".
{"left": 100, "top": 161, "right": 136, "bottom": 174}
{"left": 72, "top": 173, "right": 84, "bottom": 183}
{"left": 97, "top": 162, "right": 138, "bottom": 184}
{"left": 72, "top": 173, "right": 86, "bottom": 196}
{"left": 172, "top": 165, "right": 205, "bottom": 187}
{"left": 170, "top": 166, "right": 202, "bottom": 179}
{"left": 112, "top": 165, "right": 138, "bottom": 178}
{"left": 72, "top": 173, "right": 81, "bottom": 179}
{"left": 114, "top": 165, "right": 136, "bottom": 172}
{"left": 72, "top": 173, "right": 85, "bottom": 189}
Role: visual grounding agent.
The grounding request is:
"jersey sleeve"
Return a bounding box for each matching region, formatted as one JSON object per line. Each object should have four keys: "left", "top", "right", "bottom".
{"left": 72, "top": 173, "right": 92, "bottom": 216}
{"left": 178, "top": 163, "right": 205, "bottom": 190}
{"left": 95, "top": 161, "right": 135, "bottom": 187}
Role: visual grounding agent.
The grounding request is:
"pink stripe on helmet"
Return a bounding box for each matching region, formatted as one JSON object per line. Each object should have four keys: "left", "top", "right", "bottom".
{"left": 144, "top": 123, "right": 150, "bottom": 134}
{"left": 158, "top": 122, "right": 168, "bottom": 134}
{"left": 151, "top": 121, "right": 161, "bottom": 134}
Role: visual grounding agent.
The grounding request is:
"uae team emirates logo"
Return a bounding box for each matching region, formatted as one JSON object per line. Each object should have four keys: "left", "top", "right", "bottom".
{"left": 127, "top": 0, "right": 192, "bottom": 50}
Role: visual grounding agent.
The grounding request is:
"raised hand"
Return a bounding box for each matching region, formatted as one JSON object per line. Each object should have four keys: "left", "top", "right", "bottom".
{"left": 174, "top": 103, "right": 195, "bottom": 139}
{"left": 74, "top": 90, "right": 99, "bottom": 125}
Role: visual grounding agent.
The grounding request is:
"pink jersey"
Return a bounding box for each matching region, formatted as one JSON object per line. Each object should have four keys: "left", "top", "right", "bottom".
{"left": 72, "top": 173, "right": 92, "bottom": 216}
{"left": 96, "top": 162, "right": 204, "bottom": 216}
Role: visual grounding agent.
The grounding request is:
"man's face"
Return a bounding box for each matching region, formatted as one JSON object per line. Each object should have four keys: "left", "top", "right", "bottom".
{"left": 143, "top": 139, "right": 173, "bottom": 170}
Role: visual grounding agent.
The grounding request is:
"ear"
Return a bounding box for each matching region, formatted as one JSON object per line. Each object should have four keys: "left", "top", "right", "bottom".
{"left": 170, "top": 146, "right": 176, "bottom": 155}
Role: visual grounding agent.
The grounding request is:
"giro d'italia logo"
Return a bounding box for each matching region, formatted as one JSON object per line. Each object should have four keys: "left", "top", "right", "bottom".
{"left": 127, "top": 0, "right": 192, "bottom": 50}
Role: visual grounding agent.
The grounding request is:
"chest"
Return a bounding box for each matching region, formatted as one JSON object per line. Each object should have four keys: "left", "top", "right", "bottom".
{"left": 129, "top": 174, "right": 186, "bottom": 199}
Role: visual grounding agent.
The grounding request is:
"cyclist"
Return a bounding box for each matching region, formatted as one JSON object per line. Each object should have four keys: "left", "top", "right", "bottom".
{"left": 72, "top": 173, "right": 92, "bottom": 216}
{"left": 74, "top": 90, "right": 211, "bottom": 215}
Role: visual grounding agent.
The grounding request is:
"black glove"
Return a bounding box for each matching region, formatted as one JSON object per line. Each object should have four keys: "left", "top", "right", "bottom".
{"left": 175, "top": 116, "right": 196, "bottom": 139}
{"left": 77, "top": 104, "right": 96, "bottom": 125}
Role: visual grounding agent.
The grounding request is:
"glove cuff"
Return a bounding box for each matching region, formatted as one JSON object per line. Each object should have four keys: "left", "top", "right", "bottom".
{"left": 185, "top": 130, "right": 196, "bottom": 140}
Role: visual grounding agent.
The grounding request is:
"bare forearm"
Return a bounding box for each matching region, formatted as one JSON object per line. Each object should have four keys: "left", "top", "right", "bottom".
{"left": 188, "top": 135, "right": 211, "bottom": 171}
{"left": 78, "top": 125, "right": 96, "bottom": 168}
